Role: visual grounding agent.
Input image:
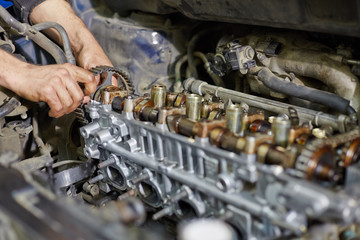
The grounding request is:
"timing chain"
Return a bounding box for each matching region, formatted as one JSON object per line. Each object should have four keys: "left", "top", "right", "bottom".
{"left": 75, "top": 66, "right": 134, "bottom": 125}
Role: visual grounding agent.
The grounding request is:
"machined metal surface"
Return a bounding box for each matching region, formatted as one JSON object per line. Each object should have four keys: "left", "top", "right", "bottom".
{"left": 80, "top": 90, "right": 360, "bottom": 239}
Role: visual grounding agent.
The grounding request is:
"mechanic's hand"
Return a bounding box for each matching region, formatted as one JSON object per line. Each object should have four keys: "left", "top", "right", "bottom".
{"left": 12, "top": 63, "right": 96, "bottom": 118}
{"left": 76, "top": 45, "right": 118, "bottom": 86}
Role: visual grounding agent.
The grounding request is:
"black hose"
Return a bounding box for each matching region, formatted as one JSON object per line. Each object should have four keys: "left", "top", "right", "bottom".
{"left": 257, "top": 68, "right": 355, "bottom": 115}
{"left": 0, "top": 98, "right": 20, "bottom": 118}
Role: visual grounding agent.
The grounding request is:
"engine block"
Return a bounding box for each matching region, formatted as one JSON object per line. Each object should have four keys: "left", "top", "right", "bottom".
{"left": 81, "top": 82, "right": 360, "bottom": 239}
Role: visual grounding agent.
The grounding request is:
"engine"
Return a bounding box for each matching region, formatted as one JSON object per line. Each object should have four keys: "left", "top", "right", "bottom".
{"left": 79, "top": 77, "right": 360, "bottom": 239}
{"left": 1, "top": 0, "right": 360, "bottom": 239}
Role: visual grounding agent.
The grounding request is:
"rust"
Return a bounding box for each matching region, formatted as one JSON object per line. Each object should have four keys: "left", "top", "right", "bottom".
{"left": 166, "top": 92, "right": 178, "bottom": 107}
{"left": 244, "top": 134, "right": 273, "bottom": 154}
{"left": 166, "top": 114, "right": 185, "bottom": 133}
{"left": 306, "top": 146, "right": 334, "bottom": 180}
{"left": 314, "top": 164, "right": 337, "bottom": 182}
{"left": 209, "top": 127, "right": 245, "bottom": 153}
{"left": 93, "top": 85, "right": 129, "bottom": 105}
{"left": 178, "top": 118, "right": 196, "bottom": 137}
{"left": 222, "top": 135, "right": 246, "bottom": 153}
{"left": 133, "top": 99, "right": 155, "bottom": 120}
{"left": 249, "top": 119, "right": 271, "bottom": 133}
{"left": 295, "top": 133, "right": 315, "bottom": 145}
{"left": 209, "top": 127, "right": 229, "bottom": 147}
{"left": 201, "top": 102, "right": 225, "bottom": 119}
{"left": 240, "top": 113, "right": 265, "bottom": 134}
{"left": 193, "top": 119, "right": 226, "bottom": 138}
{"left": 140, "top": 107, "right": 159, "bottom": 123}
{"left": 174, "top": 93, "right": 187, "bottom": 107}
{"left": 208, "top": 108, "right": 225, "bottom": 120}
{"left": 157, "top": 107, "right": 186, "bottom": 124}
{"left": 288, "top": 126, "right": 311, "bottom": 145}
{"left": 344, "top": 138, "right": 360, "bottom": 167}
{"left": 176, "top": 118, "right": 227, "bottom": 138}
{"left": 258, "top": 145, "right": 297, "bottom": 168}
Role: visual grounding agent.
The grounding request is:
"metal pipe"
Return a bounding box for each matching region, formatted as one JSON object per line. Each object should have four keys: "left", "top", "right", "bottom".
{"left": 33, "top": 22, "right": 76, "bottom": 64}
{"left": 174, "top": 54, "right": 188, "bottom": 92}
{"left": 0, "top": 6, "right": 67, "bottom": 64}
{"left": 0, "top": 6, "right": 26, "bottom": 33}
{"left": 26, "top": 28, "right": 67, "bottom": 64}
{"left": 184, "top": 78, "right": 350, "bottom": 132}
{"left": 343, "top": 58, "right": 360, "bottom": 66}
{"left": 194, "top": 51, "right": 225, "bottom": 87}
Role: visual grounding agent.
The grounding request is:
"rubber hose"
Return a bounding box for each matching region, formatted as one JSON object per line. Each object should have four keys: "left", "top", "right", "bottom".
{"left": 257, "top": 68, "right": 355, "bottom": 115}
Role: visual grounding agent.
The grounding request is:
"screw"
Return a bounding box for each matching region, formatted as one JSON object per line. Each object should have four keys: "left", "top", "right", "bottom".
{"left": 88, "top": 174, "right": 104, "bottom": 184}
{"left": 152, "top": 206, "right": 173, "bottom": 220}
{"left": 130, "top": 172, "right": 150, "bottom": 185}
{"left": 98, "top": 158, "right": 116, "bottom": 169}
{"left": 170, "top": 189, "right": 188, "bottom": 203}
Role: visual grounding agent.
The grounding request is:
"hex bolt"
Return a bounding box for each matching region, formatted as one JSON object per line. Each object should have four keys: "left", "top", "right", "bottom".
{"left": 88, "top": 174, "right": 104, "bottom": 184}
{"left": 130, "top": 172, "right": 150, "bottom": 185}
{"left": 98, "top": 158, "right": 116, "bottom": 169}
{"left": 152, "top": 206, "right": 173, "bottom": 220}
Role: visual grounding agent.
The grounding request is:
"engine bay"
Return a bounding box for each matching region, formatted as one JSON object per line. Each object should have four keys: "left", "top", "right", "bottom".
{"left": 1, "top": 0, "right": 360, "bottom": 239}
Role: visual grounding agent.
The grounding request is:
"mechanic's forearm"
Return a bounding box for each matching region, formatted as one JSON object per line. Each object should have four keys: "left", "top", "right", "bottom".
{"left": 30, "top": 0, "right": 101, "bottom": 63}
{"left": 0, "top": 49, "right": 29, "bottom": 92}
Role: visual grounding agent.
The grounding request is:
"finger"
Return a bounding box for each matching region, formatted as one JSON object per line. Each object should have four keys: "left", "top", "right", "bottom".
{"left": 95, "top": 75, "right": 101, "bottom": 86}
{"left": 47, "top": 94, "right": 64, "bottom": 118}
{"left": 65, "top": 80, "right": 84, "bottom": 110}
{"left": 83, "top": 96, "right": 91, "bottom": 104}
{"left": 56, "top": 85, "right": 74, "bottom": 114}
{"left": 70, "top": 68, "right": 97, "bottom": 95}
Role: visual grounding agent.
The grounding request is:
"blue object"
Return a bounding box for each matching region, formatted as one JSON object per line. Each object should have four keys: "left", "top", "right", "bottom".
{"left": 0, "top": 0, "right": 13, "bottom": 8}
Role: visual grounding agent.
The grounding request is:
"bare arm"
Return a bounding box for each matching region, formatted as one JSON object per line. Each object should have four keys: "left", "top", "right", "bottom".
{"left": 0, "top": 49, "right": 96, "bottom": 117}
{"left": 30, "top": 0, "right": 113, "bottom": 71}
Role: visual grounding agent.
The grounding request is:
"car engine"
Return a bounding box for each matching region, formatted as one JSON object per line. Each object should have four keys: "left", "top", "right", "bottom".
{"left": 1, "top": 0, "right": 360, "bottom": 239}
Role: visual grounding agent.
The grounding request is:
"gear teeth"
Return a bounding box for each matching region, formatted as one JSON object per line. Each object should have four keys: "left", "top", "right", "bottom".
{"left": 296, "top": 129, "right": 360, "bottom": 174}
{"left": 76, "top": 66, "right": 134, "bottom": 124}
{"left": 89, "top": 65, "right": 134, "bottom": 95}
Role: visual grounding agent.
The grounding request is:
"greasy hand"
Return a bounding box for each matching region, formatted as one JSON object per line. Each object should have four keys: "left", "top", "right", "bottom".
{"left": 13, "top": 63, "right": 96, "bottom": 118}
